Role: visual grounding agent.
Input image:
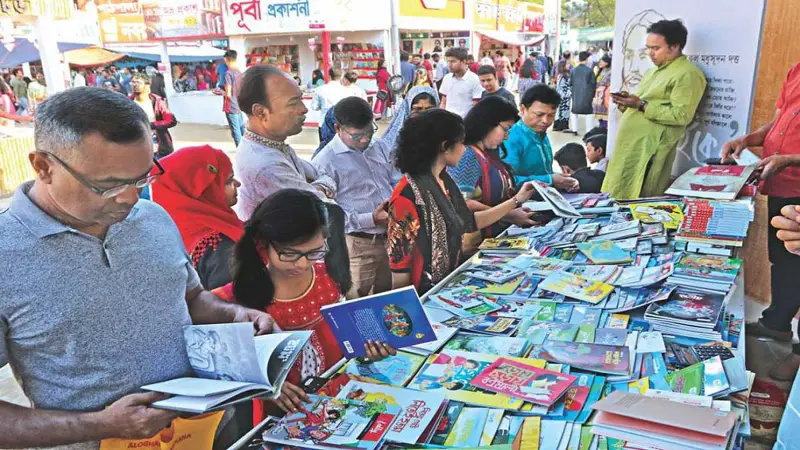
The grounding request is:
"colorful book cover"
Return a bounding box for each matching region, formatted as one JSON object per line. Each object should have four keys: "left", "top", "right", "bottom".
{"left": 553, "top": 304, "right": 574, "bottom": 323}
{"left": 665, "top": 164, "right": 755, "bottom": 200}
{"left": 429, "top": 289, "right": 501, "bottom": 317}
{"left": 561, "top": 374, "right": 594, "bottom": 422}
{"left": 340, "top": 351, "right": 427, "bottom": 387}
{"left": 576, "top": 241, "right": 633, "bottom": 264}
{"left": 477, "top": 275, "right": 526, "bottom": 295}
{"left": 606, "top": 313, "right": 629, "bottom": 329}
{"left": 518, "top": 320, "right": 571, "bottom": 345}
{"left": 335, "top": 380, "right": 446, "bottom": 444}
{"left": 468, "top": 264, "right": 525, "bottom": 284}
{"left": 321, "top": 286, "right": 435, "bottom": 358}
{"left": 492, "top": 416, "right": 526, "bottom": 445}
{"left": 444, "top": 332, "right": 531, "bottom": 357}
{"left": 575, "top": 375, "right": 606, "bottom": 424}
{"left": 510, "top": 256, "right": 574, "bottom": 276}
{"left": 262, "top": 395, "right": 399, "bottom": 450}
{"left": 628, "top": 377, "right": 649, "bottom": 395}
{"left": 674, "top": 254, "right": 742, "bottom": 280}
{"left": 519, "top": 417, "right": 542, "bottom": 450}
{"left": 479, "top": 237, "right": 532, "bottom": 251}
{"left": 529, "top": 341, "right": 630, "bottom": 376}
{"left": 702, "top": 355, "right": 731, "bottom": 396}
{"left": 429, "top": 401, "right": 465, "bottom": 445}
{"left": 594, "top": 328, "right": 627, "bottom": 346}
{"left": 504, "top": 274, "right": 543, "bottom": 301}
{"left": 539, "top": 271, "right": 614, "bottom": 304}
{"left": 407, "top": 350, "right": 546, "bottom": 410}
{"left": 581, "top": 308, "right": 602, "bottom": 326}
{"left": 575, "top": 325, "right": 596, "bottom": 343}
{"left": 535, "top": 301, "right": 558, "bottom": 321}
{"left": 629, "top": 202, "right": 684, "bottom": 230}
{"left": 471, "top": 358, "right": 578, "bottom": 406}
{"left": 490, "top": 299, "right": 544, "bottom": 320}
{"left": 548, "top": 323, "right": 580, "bottom": 342}
{"left": 665, "top": 362, "right": 704, "bottom": 395}
{"left": 443, "top": 407, "right": 489, "bottom": 447}
{"left": 479, "top": 409, "right": 505, "bottom": 446}
{"left": 628, "top": 319, "right": 650, "bottom": 332}
{"left": 644, "top": 291, "right": 725, "bottom": 325}
{"left": 570, "top": 265, "right": 624, "bottom": 284}
{"left": 442, "top": 315, "right": 521, "bottom": 336}
{"left": 443, "top": 273, "right": 491, "bottom": 291}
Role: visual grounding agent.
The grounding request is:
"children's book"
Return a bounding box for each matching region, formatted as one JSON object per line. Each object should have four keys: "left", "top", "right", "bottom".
{"left": 569, "top": 265, "right": 624, "bottom": 284}
{"left": 508, "top": 255, "right": 573, "bottom": 276}
{"left": 429, "top": 401, "right": 465, "bottom": 445}
{"left": 443, "top": 332, "right": 532, "bottom": 357}
{"left": 442, "top": 314, "right": 521, "bottom": 336}
{"left": 539, "top": 271, "right": 615, "bottom": 304}
{"left": 553, "top": 304, "right": 575, "bottom": 323}
{"left": 517, "top": 320, "right": 573, "bottom": 345}
{"left": 533, "top": 181, "right": 582, "bottom": 218}
{"left": 339, "top": 351, "right": 427, "bottom": 387}
{"left": 407, "top": 350, "right": 546, "bottom": 410}
{"left": 560, "top": 373, "right": 595, "bottom": 423}
{"left": 665, "top": 362, "right": 704, "bottom": 395}
{"left": 548, "top": 323, "right": 580, "bottom": 342}
{"left": 477, "top": 275, "right": 526, "bottom": 295}
{"left": 335, "top": 380, "right": 447, "bottom": 444}
{"left": 471, "top": 358, "right": 578, "bottom": 406}
{"left": 406, "top": 322, "right": 459, "bottom": 355}
{"left": 529, "top": 341, "right": 631, "bottom": 376}
{"left": 606, "top": 314, "right": 630, "bottom": 329}
{"left": 576, "top": 241, "right": 633, "bottom": 264}
{"left": 467, "top": 264, "right": 525, "bottom": 284}
{"left": 665, "top": 164, "right": 756, "bottom": 200}
{"left": 142, "top": 324, "right": 311, "bottom": 413}
{"left": 443, "top": 273, "right": 492, "bottom": 291}
{"left": 673, "top": 254, "right": 742, "bottom": 281}
{"left": 480, "top": 237, "right": 532, "bottom": 251}
{"left": 490, "top": 299, "right": 543, "bottom": 320}
{"left": 260, "top": 395, "right": 400, "bottom": 450}
{"left": 618, "top": 263, "right": 673, "bottom": 288}
{"left": 636, "top": 332, "right": 667, "bottom": 354}
{"left": 480, "top": 409, "right": 506, "bottom": 446}
{"left": 503, "top": 274, "right": 544, "bottom": 301}
{"left": 595, "top": 328, "right": 628, "bottom": 346}
{"left": 629, "top": 202, "right": 684, "bottom": 230}
{"left": 701, "top": 356, "right": 731, "bottom": 397}
{"left": 644, "top": 292, "right": 725, "bottom": 327}
{"left": 321, "top": 286, "right": 436, "bottom": 358}
{"left": 575, "top": 325, "right": 596, "bottom": 343}
{"left": 429, "top": 289, "right": 502, "bottom": 317}
{"left": 444, "top": 407, "right": 490, "bottom": 447}
{"left": 535, "top": 301, "right": 558, "bottom": 321}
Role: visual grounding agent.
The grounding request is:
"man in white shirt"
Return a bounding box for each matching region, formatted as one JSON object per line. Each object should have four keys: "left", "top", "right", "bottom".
{"left": 439, "top": 47, "right": 484, "bottom": 117}
{"left": 311, "top": 69, "right": 367, "bottom": 122}
{"left": 72, "top": 70, "right": 86, "bottom": 88}
{"left": 433, "top": 53, "right": 448, "bottom": 90}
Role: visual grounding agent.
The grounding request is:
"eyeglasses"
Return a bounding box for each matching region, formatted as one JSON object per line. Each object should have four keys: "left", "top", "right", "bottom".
{"left": 342, "top": 122, "right": 378, "bottom": 142}
{"left": 499, "top": 123, "right": 511, "bottom": 136}
{"left": 41, "top": 151, "right": 165, "bottom": 198}
{"left": 274, "top": 241, "right": 329, "bottom": 263}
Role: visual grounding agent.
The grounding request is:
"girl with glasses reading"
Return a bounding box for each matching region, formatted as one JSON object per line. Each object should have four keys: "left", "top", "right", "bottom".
{"left": 212, "top": 189, "right": 396, "bottom": 418}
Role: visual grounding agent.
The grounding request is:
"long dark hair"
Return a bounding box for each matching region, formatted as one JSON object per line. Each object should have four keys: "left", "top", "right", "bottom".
{"left": 311, "top": 69, "right": 323, "bottom": 84}
{"left": 232, "top": 189, "right": 341, "bottom": 310}
{"left": 464, "top": 96, "right": 519, "bottom": 185}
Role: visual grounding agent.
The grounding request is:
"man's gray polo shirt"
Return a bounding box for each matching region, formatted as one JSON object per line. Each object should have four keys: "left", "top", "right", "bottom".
{"left": 0, "top": 183, "right": 198, "bottom": 448}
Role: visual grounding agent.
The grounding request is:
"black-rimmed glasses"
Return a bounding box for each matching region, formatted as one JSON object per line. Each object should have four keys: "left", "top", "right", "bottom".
{"left": 41, "top": 151, "right": 165, "bottom": 199}
{"left": 342, "top": 122, "right": 379, "bottom": 142}
{"left": 274, "top": 241, "right": 329, "bottom": 263}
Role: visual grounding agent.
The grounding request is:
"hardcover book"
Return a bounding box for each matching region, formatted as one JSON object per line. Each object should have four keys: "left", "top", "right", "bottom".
{"left": 665, "top": 164, "right": 756, "bottom": 200}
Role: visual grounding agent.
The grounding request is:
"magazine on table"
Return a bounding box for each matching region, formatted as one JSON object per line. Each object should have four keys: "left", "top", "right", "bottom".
{"left": 142, "top": 323, "right": 311, "bottom": 413}
{"left": 665, "top": 164, "right": 757, "bottom": 200}
{"left": 533, "top": 181, "right": 582, "bottom": 218}
{"left": 321, "top": 286, "right": 436, "bottom": 358}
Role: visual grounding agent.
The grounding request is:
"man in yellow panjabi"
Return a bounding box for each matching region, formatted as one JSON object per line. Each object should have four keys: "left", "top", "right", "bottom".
{"left": 603, "top": 19, "right": 706, "bottom": 200}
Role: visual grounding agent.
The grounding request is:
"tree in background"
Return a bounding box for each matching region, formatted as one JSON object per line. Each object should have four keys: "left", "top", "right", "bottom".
{"left": 562, "top": 0, "right": 616, "bottom": 28}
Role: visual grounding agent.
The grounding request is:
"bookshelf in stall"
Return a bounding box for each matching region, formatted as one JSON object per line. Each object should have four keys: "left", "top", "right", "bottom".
{"left": 316, "top": 44, "right": 385, "bottom": 80}
{"left": 245, "top": 45, "right": 299, "bottom": 77}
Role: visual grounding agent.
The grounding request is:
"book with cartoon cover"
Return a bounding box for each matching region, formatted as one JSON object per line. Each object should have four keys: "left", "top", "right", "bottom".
{"left": 529, "top": 341, "right": 631, "bottom": 376}
{"left": 502, "top": 274, "right": 543, "bottom": 301}
{"left": 479, "top": 237, "right": 532, "bottom": 251}
{"left": 407, "top": 350, "right": 546, "bottom": 410}
{"left": 476, "top": 275, "right": 526, "bottom": 295}
{"left": 339, "top": 351, "right": 427, "bottom": 387}
{"left": 488, "top": 299, "right": 543, "bottom": 320}
{"left": 629, "top": 202, "right": 684, "bottom": 230}
{"left": 335, "top": 380, "right": 447, "bottom": 445}
{"left": 471, "top": 358, "right": 577, "bottom": 406}
{"left": 442, "top": 314, "right": 521, "bottom": 336}
{"left": 467, "top": 264, "right": 525, "bottom": 284}
{"left": 321, "top": 286, "right": 436, "bottom": 358}
{"left": 443, "top": 332, "right": 531, "bottom": 357}
{"left": 507, "top": 255, "right": 573, "bottom": 275}
{"left": 666, "top": 164, "right": 756, "bottom": 200}
{"left": 673, "top": 254, "right": 742, "bottom": 281}
{"left": 644, "top": 291, "right": 725, "bottom": 327}
{"left": 538, "top": 271, "right": 614, "bottom": 304}
{"left": 665, "top": 362, "right": 704, "bottom": 395}
{"left": 428, "top": 289, "right": 501, "bottom": 317}
{"left": 575, "top": 241, "right": 633, "bottom": 264}
{"left": 260, "top": 395, "right": 400, "bottom": 450}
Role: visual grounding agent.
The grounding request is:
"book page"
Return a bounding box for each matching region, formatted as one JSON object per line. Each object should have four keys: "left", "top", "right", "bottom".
{"left": 254, "top": 331, "right": 312, "bottom": 389}
{"left": 183, "top": 323, "right": 265, "bottom": 384}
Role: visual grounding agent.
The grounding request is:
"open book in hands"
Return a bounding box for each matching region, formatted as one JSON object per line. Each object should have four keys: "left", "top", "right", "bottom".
{"left": 142, "top": 323, "right": 311, "bottom": 413}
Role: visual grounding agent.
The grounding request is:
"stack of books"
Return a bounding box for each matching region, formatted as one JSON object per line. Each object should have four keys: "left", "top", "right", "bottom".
{"left": 675, "top": 198, "right": 755, "bottom": 251}
{"left": 665, "top": 165, "right": 756, "bottom": 201}
{"left": 667, "top": 254, "right": 742, "bottom": 294}
{"left": 644, "top": 291, "right": 727, "bottom": 340}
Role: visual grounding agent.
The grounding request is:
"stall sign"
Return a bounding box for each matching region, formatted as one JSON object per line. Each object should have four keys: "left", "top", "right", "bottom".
{"left": 497, "top": 0, "right": 524, "bottom": 32}
{"left": 0, "top": 0, "right": 72, "bottom": 19}
{"left": 522, "top": 2, "right": 544, "bottom": 33}
{"left": 143, "top": 0, "right": 226, "bottom": 40}
{"left": 473, "top": 0, "right": 498, "bottom": 31}
{"left": 399, "top": 0, "right": 465, "bottom": 19}
{"left": 95, "top": 1, "right": 147, "bottom": 44}
{"left": 401, "top": 32, "right": 430, "bottom": 39}
{"left": 223, "top": 0, "right": 388, "bottom": 35}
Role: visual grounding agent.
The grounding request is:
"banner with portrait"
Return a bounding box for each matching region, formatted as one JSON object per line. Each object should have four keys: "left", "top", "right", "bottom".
{"left": 608, "top": 0, "right": 766, "bottom": 175}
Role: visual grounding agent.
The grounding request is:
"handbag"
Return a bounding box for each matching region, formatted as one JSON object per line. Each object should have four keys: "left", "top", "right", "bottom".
{"left": 376, "top": 90, "right": 389, "bottom": 101}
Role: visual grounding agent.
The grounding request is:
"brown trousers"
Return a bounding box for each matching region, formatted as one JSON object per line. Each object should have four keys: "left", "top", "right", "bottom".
{"left": 345, "top": 235, "right": 392, "bottom": 299}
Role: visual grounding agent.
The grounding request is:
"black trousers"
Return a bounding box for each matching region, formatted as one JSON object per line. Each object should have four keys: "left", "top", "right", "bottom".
{"left": 761, "top": 195, "right": 800, "bottom": 354}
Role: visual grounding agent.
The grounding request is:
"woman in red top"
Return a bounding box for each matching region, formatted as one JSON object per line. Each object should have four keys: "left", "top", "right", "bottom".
{"left": 374, "top": 58, "right": 392, "bottom": 119}
{"left": 387, "top": 109, "right": 537, "bottom": 293}
{"left": 213, "top": 189, "right": 396, "bottom": 417}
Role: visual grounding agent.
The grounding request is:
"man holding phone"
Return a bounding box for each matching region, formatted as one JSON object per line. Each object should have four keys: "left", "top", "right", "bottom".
{"left": 720, "top": 61, "right": 800, "bottom": 381}
{"left": 602, "top": 19, "right": 706, "bottom": 200}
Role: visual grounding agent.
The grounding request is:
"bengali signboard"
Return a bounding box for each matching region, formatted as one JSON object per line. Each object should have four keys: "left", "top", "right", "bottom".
{"left": 497, "top": 0, "right": 524, "bottom": 33}
{"left": 93, "top": 0, "right": 224, "bottom": 43}
{"left": 522, "top": 2, "right": 544, "bottom": 33}
{"left": 608, "top": 0, "right": 766, "bottom": 174}
{"left": 473, "top": 0, "right": 497, "bottom": 31}
{"left": 0, "top": 0, "right": 72, "bottom": 19}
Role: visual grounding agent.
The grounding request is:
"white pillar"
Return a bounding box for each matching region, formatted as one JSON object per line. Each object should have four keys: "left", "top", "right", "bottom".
{"left": 21, "top": 62, "right": 31, "bottom": 78}
{"left": 159, "top": 41, "right": 174, "bottom": 96}
{"left": 389, "top": 0, "right": 401, "bottom": 74}
{"left": 34, "top": 17, "right": 66, "bottom": 95}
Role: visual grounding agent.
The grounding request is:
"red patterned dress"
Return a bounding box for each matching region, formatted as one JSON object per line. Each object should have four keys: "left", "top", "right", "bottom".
{"left": 213, "top": 262, "right": 344, "bottom": 420}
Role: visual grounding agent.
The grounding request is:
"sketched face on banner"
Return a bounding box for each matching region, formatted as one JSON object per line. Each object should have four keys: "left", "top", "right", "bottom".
{"left": 620, "top": 9, "right": 665, "bottom": 93}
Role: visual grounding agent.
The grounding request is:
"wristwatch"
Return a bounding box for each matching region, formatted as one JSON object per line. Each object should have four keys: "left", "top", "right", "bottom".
{"left": 638, "top": 99, "right": 648, "bottom": 112}
{"left": 513, "top": 197, "right": 524, "bottom": 208}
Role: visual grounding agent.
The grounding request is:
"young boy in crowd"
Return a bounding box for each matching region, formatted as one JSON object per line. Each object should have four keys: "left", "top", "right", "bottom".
{"left": 584, "top": 132, "right": 608, "bottom": 172}
{"left": 554, "top": 143, "right": 606, "bottom": 193}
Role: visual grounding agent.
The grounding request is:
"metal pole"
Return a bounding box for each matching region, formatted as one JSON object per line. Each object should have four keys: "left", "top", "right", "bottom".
{"left": 554, "top": 0, "right": 562, "bottom": 61}
{"left": 390, "top": 0, "right": 401, "bottom": 74}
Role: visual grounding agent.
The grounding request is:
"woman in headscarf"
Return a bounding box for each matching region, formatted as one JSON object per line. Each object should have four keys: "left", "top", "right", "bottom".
{"left": 553, "top": 60, "right": 572, "bottom": 131}
{"left": 387, "top": 109, "right": 536, "bottom": 293}
{"left": 151, "top": 145, "right": 244, "bottom": 289}
{"left": 381, "top": 85, "right": 439, "bottom": 152}
{"left": 403, "top": 66, "right": 434, "bottom": 96}
{"left": 593, "top": 55, "right": 612, "bottom": 128}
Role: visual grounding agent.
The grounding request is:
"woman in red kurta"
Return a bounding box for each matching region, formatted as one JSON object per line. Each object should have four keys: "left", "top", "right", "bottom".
{"left": 213, "top": 189, "right": 395, "bottom": 419}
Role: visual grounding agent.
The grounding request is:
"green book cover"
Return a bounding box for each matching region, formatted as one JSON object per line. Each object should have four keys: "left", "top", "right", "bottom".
{"left": 665, "top": 362, "right": 704, "bottom": 395}
{"left": 575, "top": 325, "right": 596, "bottom": 343}
{"left": 535, "top": 301, "right": 558, "bottom": 321}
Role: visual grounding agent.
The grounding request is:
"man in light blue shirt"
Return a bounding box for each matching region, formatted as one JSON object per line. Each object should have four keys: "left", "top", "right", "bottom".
{"left": 313, "top": 97, "right": 398, "bottom": 298}
{"left": 503, "top": 84, "right": 579, "bottom": 191}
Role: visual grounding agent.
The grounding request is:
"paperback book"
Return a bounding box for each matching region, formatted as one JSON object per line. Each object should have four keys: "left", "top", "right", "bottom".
{"left": 533, "top": 181, "right": 582, "bottom": 218}
{"left": 575, "top": 241, "right": 633, "bottom": 264}
{"left": 529, "top": 341, "right": 631, "bottom": 376}
{"left": 339, "top": 351, "right": 427, "bottom": 387}
{"left": 428, "top": 289, "right": 501, "bottom": 317}
{"left": 665, "top": 164, "right": 756, "bottom": 200}
{"left": 629, "top": 202, "right": 684, "bottom": 230}
{"left": 442, "top": 314, "right": 521, "bottom": 336}
{"left": 470, "top": 357, "right": 578, "bottom": 406}
{"left": 538, "top": 271, "right": 615, "bottom": 304}
{"left": 442, "top": 332, "right": 532, "bottom": 357}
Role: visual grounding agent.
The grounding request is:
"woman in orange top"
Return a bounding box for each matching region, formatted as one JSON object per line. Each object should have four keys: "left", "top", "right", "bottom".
{"left": 213, "top": 189, "right": 395, "bottom": 418}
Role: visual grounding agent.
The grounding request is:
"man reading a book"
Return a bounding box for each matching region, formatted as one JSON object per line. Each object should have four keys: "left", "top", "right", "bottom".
{"left": 0, "top": 88, "right": 276, "bottom": 449}
{"left": 722, "top": 61, "right": 800, "bottom": 380}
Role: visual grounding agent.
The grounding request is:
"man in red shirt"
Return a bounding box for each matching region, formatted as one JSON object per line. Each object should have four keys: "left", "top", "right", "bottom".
{"left": 722, "top": 62, "right": 800, "bottom": 381}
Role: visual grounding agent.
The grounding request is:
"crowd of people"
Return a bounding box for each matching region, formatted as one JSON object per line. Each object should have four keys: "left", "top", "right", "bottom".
{"left": 4, "top": 15, "right": 800, "bottom": 450}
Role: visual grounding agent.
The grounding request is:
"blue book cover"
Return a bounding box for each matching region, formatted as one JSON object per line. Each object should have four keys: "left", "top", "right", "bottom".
{"left": 321, "top": 287, "right": 436, "bottom": 358}
{"left": 553, "top": 304, "right": 574, "bottom": 323}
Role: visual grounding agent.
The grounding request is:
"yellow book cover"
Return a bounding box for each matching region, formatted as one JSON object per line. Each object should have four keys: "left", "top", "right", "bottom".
{"left": 479, "top": 237, "right": 531, "bottom": 251}
{"left": 628, "top": 377, "right": 650, "bottom": 395}
{"left": 520, "top": 417, "right": 542, "bottom": 450}
{"left": 629, "top": 202, "right": 684, "bottom": 230}
{"left": 408, "top": 350, "right": 546, "bottom": 410}
{"left": 539, "top": 272, "right": 615, "bottom": 304}
{"left": 477, "top": 274, "right": 525, "bottom": 295}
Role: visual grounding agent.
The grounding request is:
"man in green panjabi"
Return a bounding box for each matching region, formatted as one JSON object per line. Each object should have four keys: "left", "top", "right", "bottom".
{"left": 603, "top": 19, "right": 706, "bottom": 200}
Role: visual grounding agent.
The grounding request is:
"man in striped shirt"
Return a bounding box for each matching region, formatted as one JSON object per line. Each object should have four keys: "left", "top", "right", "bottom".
{"left": 312, "top": 97, "right": 399, "bottom": 298}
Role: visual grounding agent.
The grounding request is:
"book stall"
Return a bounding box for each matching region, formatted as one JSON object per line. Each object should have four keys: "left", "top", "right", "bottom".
{"left": 163, "top": 164, "right": 758, "bottom": 450}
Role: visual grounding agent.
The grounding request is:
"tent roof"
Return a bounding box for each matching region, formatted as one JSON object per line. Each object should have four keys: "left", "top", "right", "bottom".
{"left": 103, "top": 44, "right": 225, "bottom": 63}
{"left": 477, "top": 30, "right": 545, "bottom": 46}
